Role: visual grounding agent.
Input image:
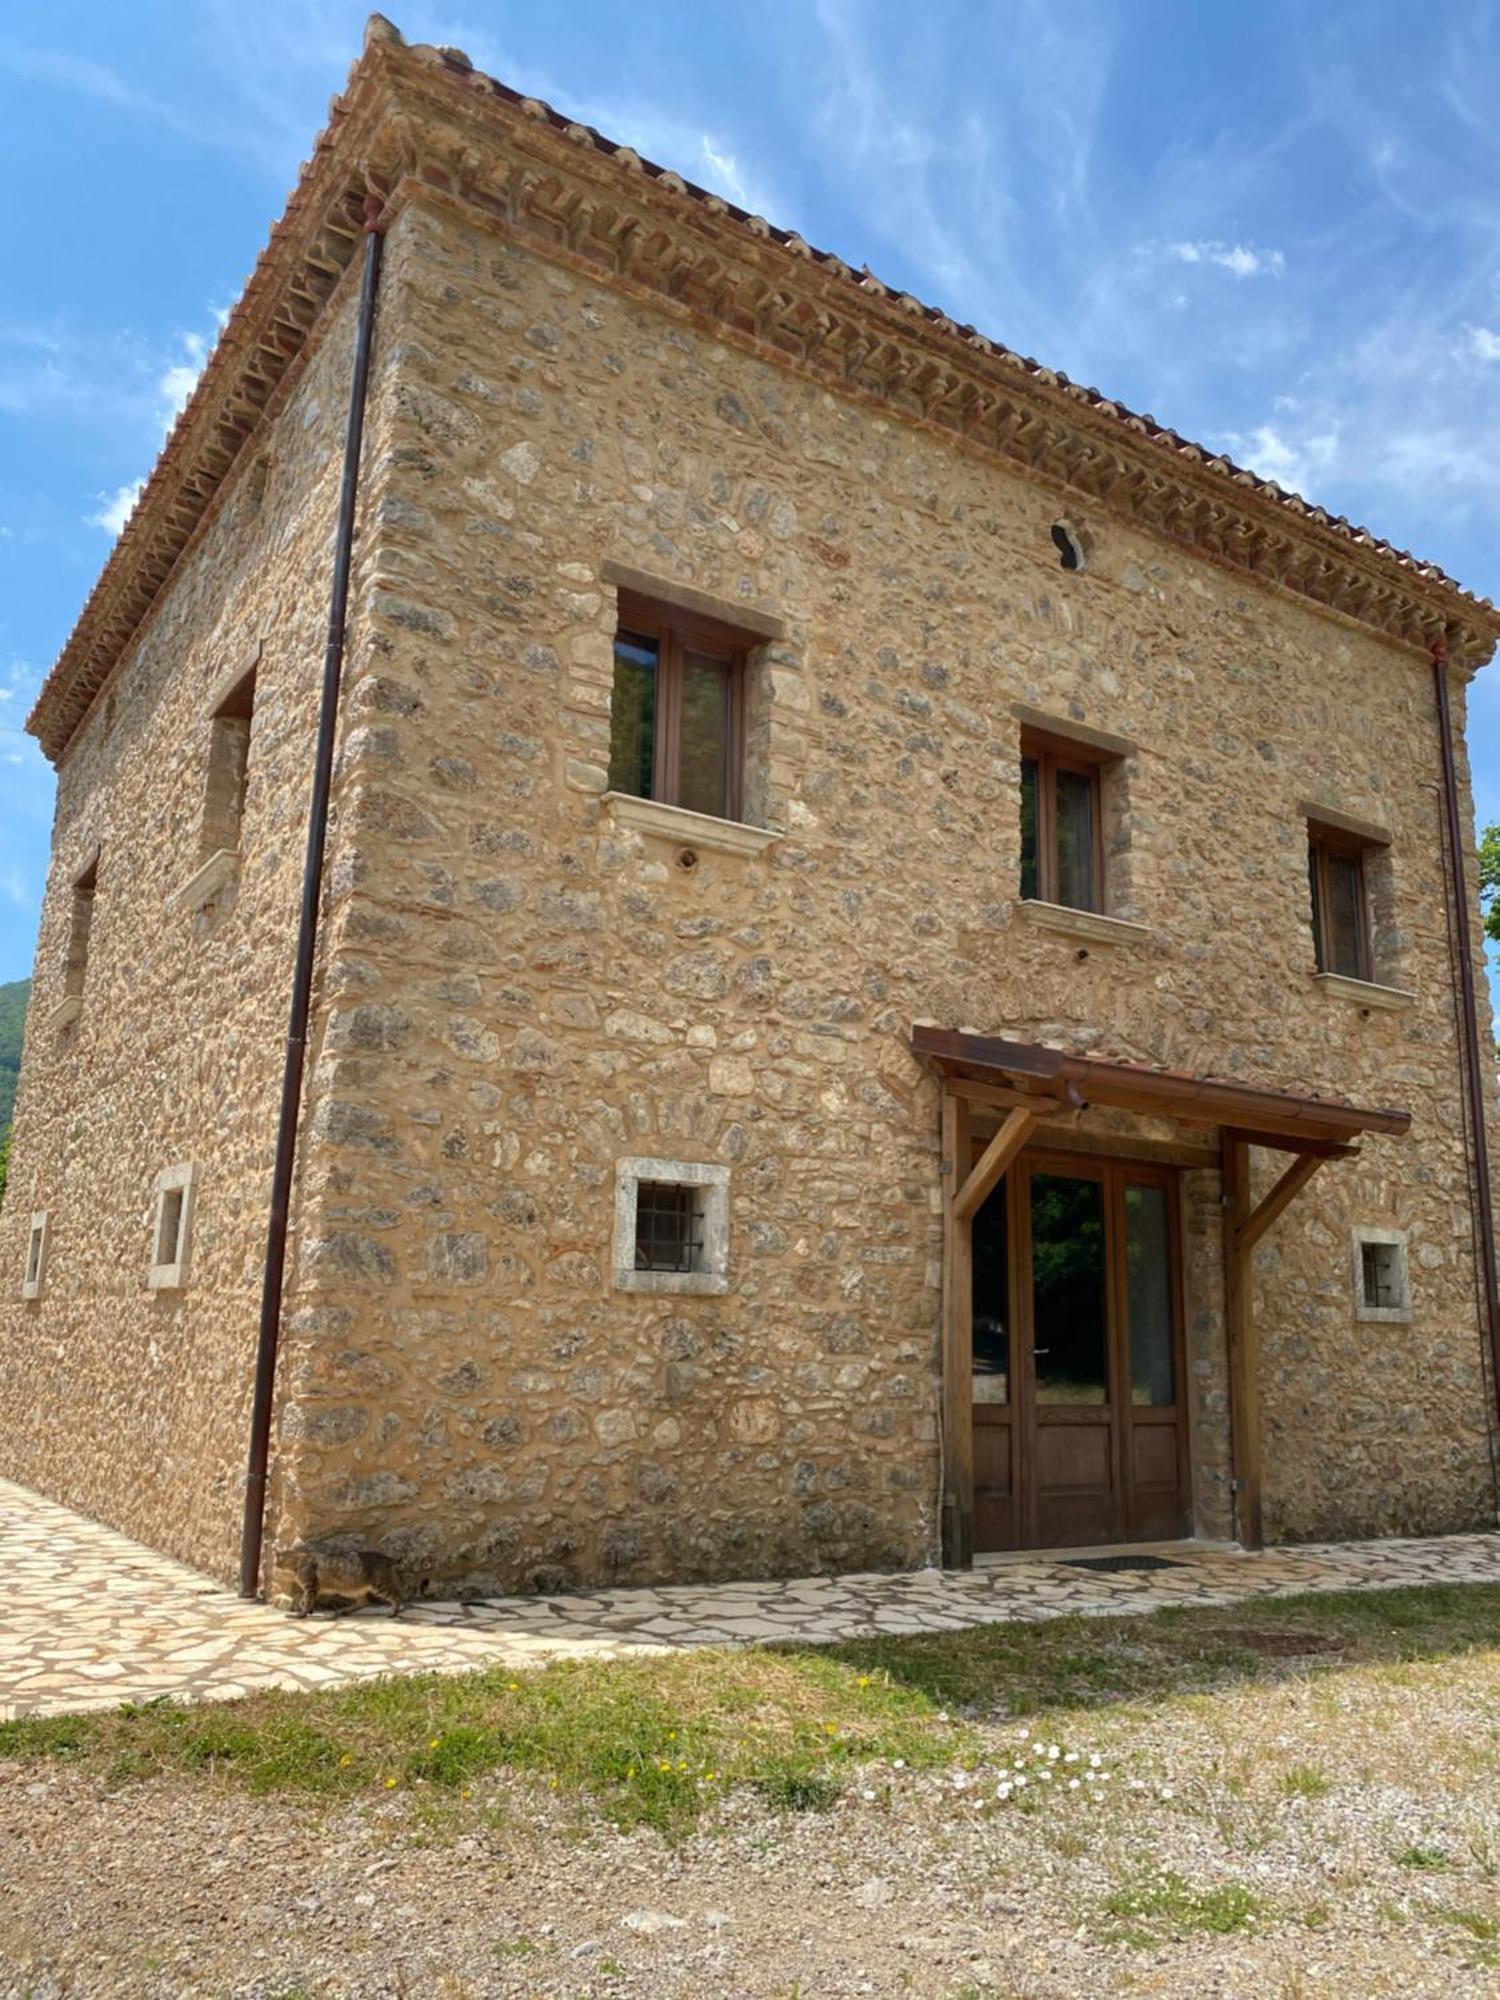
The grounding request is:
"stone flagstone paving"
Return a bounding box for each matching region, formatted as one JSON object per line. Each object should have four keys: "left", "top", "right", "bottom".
{"left": 4, "top": 1476, "right": 1500, "bottom": 1720}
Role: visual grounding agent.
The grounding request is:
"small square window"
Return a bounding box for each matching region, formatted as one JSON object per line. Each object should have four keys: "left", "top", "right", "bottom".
{"left": 634, "top": 1181, "right": 703, "bottom": 1273}
{"left": 1352, "top": 1226, "right": 1410, "bottom": 1322}
{"left": 21, "top": 1211, "right": 50, "bottom": 1301}
{"left": 149, "top": 1163, "right": 198, "bottom": 1291}
{"left": 613, "top": 1157, "right": 730, "bottom": 1296}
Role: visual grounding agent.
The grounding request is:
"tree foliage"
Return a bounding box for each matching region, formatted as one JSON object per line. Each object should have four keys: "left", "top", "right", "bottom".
{"left": 1482, "top": 823, "right": 1500, "bottom": 948}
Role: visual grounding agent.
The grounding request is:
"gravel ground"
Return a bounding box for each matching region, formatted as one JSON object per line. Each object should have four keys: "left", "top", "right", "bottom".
{"left": 6, "top": 1643, "right": 1500, "bottom": 2000}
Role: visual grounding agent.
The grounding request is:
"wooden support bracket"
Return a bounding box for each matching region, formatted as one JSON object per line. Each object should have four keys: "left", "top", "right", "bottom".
{"left": 954, "top": 1107, "right": 1037, "bottom": 1224}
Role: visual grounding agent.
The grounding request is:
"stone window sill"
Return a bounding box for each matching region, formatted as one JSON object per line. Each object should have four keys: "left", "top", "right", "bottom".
{"left": 601, "top": 792, "right": 782, "bottom": 858}
{"left": 50, "top": 995, "right": 83, "bottom": 1030}
{"left": 1313, "top": 972, "right": 1414, "bottom": 1012}
{"left": 172, "top": 848, "right": 240, "bottom": 913}
{"left": 1017, "top": 899, "right": 1152, "bottom": 947}
{"left": 613, "top": 1268, "right": 731, "bottom": 1297}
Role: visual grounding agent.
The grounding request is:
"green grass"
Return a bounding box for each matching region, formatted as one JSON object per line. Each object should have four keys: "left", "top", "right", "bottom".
{"left": 1100, "top": 1869, "right": 1265, "bottom": 1943}
{"left": 0, "top": 1649, "right": 957, "bottom": 1839}
{"left": 818, "top": 1582, "right": 1500, "bottom": 1718}
{"left": 4, "top": 1581, "right": 1499, "bottom": 1841}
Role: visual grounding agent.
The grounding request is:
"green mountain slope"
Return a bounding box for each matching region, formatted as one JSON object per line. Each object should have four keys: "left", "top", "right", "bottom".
{"left": 0, "top": 978, "right": 30, "bottom": 1138}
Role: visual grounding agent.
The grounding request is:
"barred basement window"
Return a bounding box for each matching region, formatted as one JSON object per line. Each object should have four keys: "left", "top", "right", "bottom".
{"left": 612, "top": 1157, "right": 731, "bottom": 1297}
{"left": 149, "top": 1163, "right": 198, "bottom": 1291}
{"left": 21, "top": 1212, "right": 49, "bottom": 1301}
{"left": 1352, "top": 1226, "right": 1410, "bottom": 1323}
{"left": 634, "top": 1182, "right": 703, "bottom": 1273}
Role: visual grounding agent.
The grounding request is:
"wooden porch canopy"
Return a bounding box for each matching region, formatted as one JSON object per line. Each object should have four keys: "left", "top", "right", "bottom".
{"left": 912, "top": 1026, "right": 1412, "bottom": 1561}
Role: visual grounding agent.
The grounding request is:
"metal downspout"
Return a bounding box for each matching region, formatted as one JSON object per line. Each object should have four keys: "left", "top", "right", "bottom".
{"left": 238, "top": 196, "right": 386, "bottom": 1598}
{"left": 1431, "top": 636, "right": 1500, "bottom": 1442}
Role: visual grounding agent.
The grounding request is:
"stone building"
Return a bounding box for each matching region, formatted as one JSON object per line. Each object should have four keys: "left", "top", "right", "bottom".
{"left": 3, "top": 18, "right": 1499, "bottom": 1597}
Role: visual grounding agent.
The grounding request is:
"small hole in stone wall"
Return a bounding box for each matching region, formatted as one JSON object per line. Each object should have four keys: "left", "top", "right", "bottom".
{"left": 675, "top": 847, "right": 699, "bottom": 873}
{"left": 1051, "top": 522, "right": 1086, "bottom": 572}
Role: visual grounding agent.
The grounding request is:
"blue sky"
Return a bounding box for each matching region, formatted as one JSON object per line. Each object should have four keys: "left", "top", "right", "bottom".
{"left": 3, "top": 0, "right": 1499, "bottom": 988}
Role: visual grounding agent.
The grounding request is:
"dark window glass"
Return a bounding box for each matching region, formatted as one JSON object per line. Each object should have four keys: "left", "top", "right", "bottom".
{"left": 1125, "top": 1183, "right": 1174, "bottom": 1407}
{"left": 1054, "top": 766, "right": 1097, "bottom": 912}
{"left": 1019, "top": 757, "right": 1040, "bottom": 903}
{"left": 634, "top": 1182, "right": 701, "bottom": 1273}
{"left": 607, "top": 633, "right": 659, "bottom": 800}
{"left": 971, "top": 1180, "right": 1010, "bottom": 1405}
{"left": 1361, "top": 1241, "right": 1402, "bottom": 1310}
{"left": 1031, "top": 1172, "right": 1108, "bottom": 1405}
{"left": 156, "top": 1189, "right": 185, "bottom": 1267}
{"left": 677, "top": 651, "right": 732, "bottom": 818}
{"left": 1325, "top": 851, "right": 1364, "bottom": 978}
{"left": 1309, "top": 830, "right": 1371, "bottom": 979}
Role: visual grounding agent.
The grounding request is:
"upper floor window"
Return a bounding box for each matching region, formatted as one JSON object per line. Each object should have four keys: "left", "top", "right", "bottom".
{"left": 1020, "top": 731, "right": 1104, "bottom": 913}
{"left": 202, "top": 663, "right": 256, "bottom": 858}
{"left": 1307, "top": 822, "right": 1373, "bottom": 981}
{"left": 64, "top": 853, "right": 98, "bottom": 1002}
{"left": 608, "top": 592, "right": 747, "bottom": 822}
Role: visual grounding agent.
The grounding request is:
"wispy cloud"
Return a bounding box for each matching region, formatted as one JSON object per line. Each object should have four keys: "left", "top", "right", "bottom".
{"left": 1462, "top": 325, "right": 1500, "bottom": 363}
{"left": 88, "top": 481, "right": 145, "bottom": 537}
{"left": 1166, "top": 240, "right": 1286, "bottom": 279}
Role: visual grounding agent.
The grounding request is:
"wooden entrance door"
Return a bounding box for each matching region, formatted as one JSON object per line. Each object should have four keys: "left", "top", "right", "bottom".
{"left": 971, "top": 1150, "right": 1189, "bottom": 1552}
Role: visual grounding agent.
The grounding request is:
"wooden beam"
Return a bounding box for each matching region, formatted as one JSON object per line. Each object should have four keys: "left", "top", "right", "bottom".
{"left": 1221, "top": 1134, "right": 1261, "bottom": 1549}
{"left": 946, "top": 1076, "right": 1066, "bottom": 1117}
{"left": 1222, "top": 1127, "right": 1360, "bottom": 1162}
{"left": 1237, "top": 1150, "right": 1326, "bottom": 1257}
{"left": 1015, "top": 1123, "right": 1222, "bottom": 1172}
{"left": 940, "top": 1089, "right": 974, "bottom": 1569}
{"left": 954, "top": 1107, "right": 1037, "bottom": 1224}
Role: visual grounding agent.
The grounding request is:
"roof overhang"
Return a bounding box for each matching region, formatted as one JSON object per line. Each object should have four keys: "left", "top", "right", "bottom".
{"left": 911, "top": 1025, "right": 1411, "bottom": 1152}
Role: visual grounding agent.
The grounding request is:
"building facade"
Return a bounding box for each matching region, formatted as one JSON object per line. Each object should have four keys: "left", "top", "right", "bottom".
{"left": 3, "top": 20, "right": 1499, "bottom": 1596}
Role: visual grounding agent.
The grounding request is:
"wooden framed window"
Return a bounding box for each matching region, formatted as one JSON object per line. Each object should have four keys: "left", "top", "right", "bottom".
{"left": 1019, "top": 731, "right": 1105, "bottom": 913}
{"left": 608, "top": 591, "right": 747, "bottom": 822}
{"left": 1308, "top": 823, "right": 1373, "bottom": 980}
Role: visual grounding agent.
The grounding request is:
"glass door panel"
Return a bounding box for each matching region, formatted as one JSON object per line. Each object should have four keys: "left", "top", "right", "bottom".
{"left": 971, "top": 1184, "right": 1010, "bottom": 1404}
{"left": 1124, "top": 1183, "right": 1175, "bottom": 1407}
{"left": 1030, "top": 1172, "right": 1108, "bottom": 1405}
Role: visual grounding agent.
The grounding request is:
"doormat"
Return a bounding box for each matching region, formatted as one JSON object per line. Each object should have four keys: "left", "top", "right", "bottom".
{"left": 1058, "top": 1553, "right": 1184, "bottom": 1573}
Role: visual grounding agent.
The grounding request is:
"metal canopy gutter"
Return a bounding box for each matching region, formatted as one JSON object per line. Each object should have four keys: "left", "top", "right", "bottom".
{"left": 911, "top": 1024, "right": 1413, "bottom": 1566}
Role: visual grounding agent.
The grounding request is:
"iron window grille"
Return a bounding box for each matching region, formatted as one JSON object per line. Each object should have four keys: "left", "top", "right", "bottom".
{"left": 634, "top": 1181, "right": 704, "bottom": 1274}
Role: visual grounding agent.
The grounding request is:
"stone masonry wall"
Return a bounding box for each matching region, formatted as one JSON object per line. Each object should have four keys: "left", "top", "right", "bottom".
{"left": 0, "top": 280, "right": 394, "bottom": 1582}
{"left": 268, "top": 192, "right": 1499, "bottom": 1592}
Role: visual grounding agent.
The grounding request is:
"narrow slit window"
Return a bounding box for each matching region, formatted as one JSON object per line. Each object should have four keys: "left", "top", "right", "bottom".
{"left": 64, "top": 856, "right": 97, "bottom": 1002}
{"left": 607, "top": 592, "right": 747, "bottom": 821}
{"left": 149, "top": 1164, "right": 197, "bottom": 1291}
{"left": 1018, "top": 731, "right": 1106, "bottom": 913}
{"left": 21, "top": 1212, "right": 49, "bottom": 1301}
{"left": 1308, "top": 823, "right": 1374, "bottom": 980}
{"left": 203, "top": 665, "right": 256, "bottom": 857}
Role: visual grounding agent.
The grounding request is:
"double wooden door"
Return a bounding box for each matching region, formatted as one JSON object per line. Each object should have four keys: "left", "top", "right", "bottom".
{"left": 971, "top": 1150, "right": 1189, "bottom": 1551}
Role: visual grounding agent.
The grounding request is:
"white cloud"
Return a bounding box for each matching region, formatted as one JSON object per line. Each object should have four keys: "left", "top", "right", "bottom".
{"left": 1215, "top": 423, "right": 1339, "bottom": 499}
{"left": 1462, "top": 325, "right": 1500, "bottom": 363}
{"left": 1167, "top": 240, "right": 1286, "bottom": 279}
{"left": 89, "top": 481, "right": 144, "bottom": 537}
